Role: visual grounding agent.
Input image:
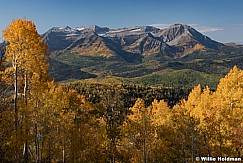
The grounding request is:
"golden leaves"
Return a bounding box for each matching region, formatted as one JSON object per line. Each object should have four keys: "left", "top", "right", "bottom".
{"left": 2, "top": 18, "right": 48, "bottom": 75}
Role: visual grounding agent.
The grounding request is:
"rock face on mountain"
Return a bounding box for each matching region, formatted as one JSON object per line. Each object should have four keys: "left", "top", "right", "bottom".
{"left": 120, "top": 33, "right": 176, "bottom": 57}
{"left": 43, "top": 24, "right": 225, "bottom": 60}
{"left": 66, "top": 32, "right": 117, "bottom": 58}
{"left": 158, "top": 24, "right": 224, "bottom": 51}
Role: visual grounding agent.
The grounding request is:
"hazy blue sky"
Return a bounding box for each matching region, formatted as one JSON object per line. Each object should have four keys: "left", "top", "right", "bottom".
{"left": 0, "top": 0, "right": 243, "bottom": 43}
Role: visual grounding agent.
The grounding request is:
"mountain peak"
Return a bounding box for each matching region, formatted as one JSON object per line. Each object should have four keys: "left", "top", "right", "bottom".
{"left": 168, "top": 23, "right": 192, "bottom": 32}
{"left": 64, "top": 26, "right": 72, "bottom": 30}
{"left": 160, "top": 23, "right": 224, "bottom": 50}
{"left": 49, "top": 26, "right": 74, "bottom": 32}
{"left": 75, "top": 25, "right": 109, "bottom": 34}
{"left": 171, "top": 23, "right": 189, "bottom": 27}
{"left": 167, "top": 24, "right": 194, "bottom": 35}
{"left": 171, "top": 23, "right": 184, "bottom": 27}
{"left": 160, "top": 24, "right": 191, "bottom": 43}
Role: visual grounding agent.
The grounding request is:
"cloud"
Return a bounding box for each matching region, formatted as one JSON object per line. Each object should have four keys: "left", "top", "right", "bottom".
{"left": 149, "top": 23, "right": 224, "bottom": 33}
{"left": 149, "top": 24, "right": 171, "bottom": 29}
{"left": 191, "top": 24, "right": 224, "bottom": 33}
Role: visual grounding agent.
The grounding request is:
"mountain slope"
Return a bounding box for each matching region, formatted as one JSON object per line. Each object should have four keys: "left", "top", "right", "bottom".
{"left": 132, "top": 69, "right": 221, "bottom": 89}
{"left": 48, "top": 58, "right": 96, "bottom": 81}
{"left": 158, "top": 24, "right": 224, "bottom": 52}
{"left": 122, "top": 33, "right": 176, "bottom": 57}
{"left": 66, "top": 32, "right": 117, "bottom": 58}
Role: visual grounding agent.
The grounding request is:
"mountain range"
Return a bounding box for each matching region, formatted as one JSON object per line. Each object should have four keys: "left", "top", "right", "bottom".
{"left": 1, "top": 24, "right": 243, "bottom": 88}
{"left": 43, "top": 24, "right": 225, "bottom": 60}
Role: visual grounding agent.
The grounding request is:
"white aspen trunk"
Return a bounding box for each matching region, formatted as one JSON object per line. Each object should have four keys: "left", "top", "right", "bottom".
{"left": 13, "top": 65, "right": 18, "bottom": 130}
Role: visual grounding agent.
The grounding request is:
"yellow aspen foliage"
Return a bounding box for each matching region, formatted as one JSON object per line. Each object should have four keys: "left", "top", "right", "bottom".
{"left": 214, "top": 66, "right": 243, "bottom": 156}
{"left": 172, "top": 66, "right": 243, "bottom": 158}
{"left": 216, "top": 66, "right": 243, "bottom": 111}
{"left": 128, "top": 98, "right": 146, "bottom": 122}
{"left": 0, "top": 67, "right": 15, "bottom": 84}
{"left": 122, "top": 98, "right": 149, "bottom": 162}
{"left": 150, "top": 99, "right": 170, "bottom": 126}
{"left": 121, "top": 98, "right": 172, "bottom": 162}
{"left": 218, "top": 65, "right": 242, "bottom": 100}
{"left": 191, "top": 86, "right": 212, "bottom": 123}
{"left": 2, "top": 19, "right": 48, "bottom": 75}
{"left": 184, "top": 84, "right": 202, "bottom": 113}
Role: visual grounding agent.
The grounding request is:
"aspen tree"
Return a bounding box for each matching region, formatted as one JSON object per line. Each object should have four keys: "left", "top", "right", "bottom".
{"left": 2, "top": 18, "right": 48, "bottom": 161}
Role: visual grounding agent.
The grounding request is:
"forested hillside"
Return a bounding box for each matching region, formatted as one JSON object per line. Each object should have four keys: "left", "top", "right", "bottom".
{"left": 0, "top": 19, "right": 242, "bottom": 162}
{"left": 62, "top": 82, "right": 190, "bottom": 108}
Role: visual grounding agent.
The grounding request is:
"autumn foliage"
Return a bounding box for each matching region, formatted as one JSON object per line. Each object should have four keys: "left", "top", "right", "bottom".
{"left": 0, "top": 19, "right": 242, "bottom": 162}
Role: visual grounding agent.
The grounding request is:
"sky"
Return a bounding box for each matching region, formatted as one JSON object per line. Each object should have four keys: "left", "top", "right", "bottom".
{"left": 0, "top": 0, "right": 243, "bottom": 43}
